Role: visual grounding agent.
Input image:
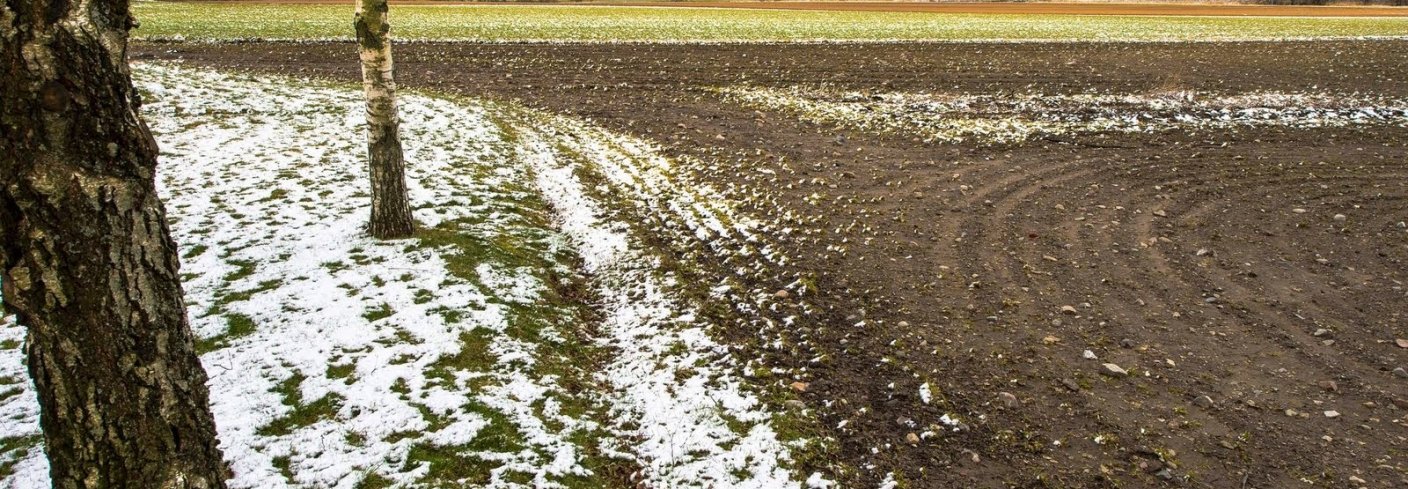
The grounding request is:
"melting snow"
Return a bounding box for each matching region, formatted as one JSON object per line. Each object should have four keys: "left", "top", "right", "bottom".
{"left": 0, "top": 64, "right": 811, "bottom": 488}
{"left": 717, "top": 85, "right": 1408, "bottom": 144}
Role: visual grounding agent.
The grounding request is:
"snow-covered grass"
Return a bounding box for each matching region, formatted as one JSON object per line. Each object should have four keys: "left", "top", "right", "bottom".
{"left": 0, "top": 64, "right": 819, "bottom": 488}
{"left": 144, "top": 65, "right": 630, "bottom": 489}
{"left": 716, "top": 85, "right": 1408, "bottom": 144}
{"left": 507, "top": 111, "right": 813, "bottom": 488}
{"left": 0, "top": 318, "right": 42, "bottom": 483}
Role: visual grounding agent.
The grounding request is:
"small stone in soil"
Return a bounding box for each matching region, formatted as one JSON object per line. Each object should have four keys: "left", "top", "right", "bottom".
{"left": 1101, "top": 363, "right": 1129, "bottom": 377}
{"left": 997, "top": 391, "right": 1018, "bottom": 407}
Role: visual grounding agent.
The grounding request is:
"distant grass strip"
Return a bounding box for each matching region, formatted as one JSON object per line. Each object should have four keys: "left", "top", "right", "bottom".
{"left": 132, "top": 3, "right": 1408, "bottom": 42}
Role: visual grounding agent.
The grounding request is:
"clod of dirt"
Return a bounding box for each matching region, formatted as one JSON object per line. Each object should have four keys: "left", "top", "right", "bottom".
{"left": 1101, "top": 363, "right": 1129, "bottom": 377}
{"left": 997, "top": 392, "right": 1018, "bottom": 408}
{"left": 1133, "top": 456, "right": 1164, "bottom": 474}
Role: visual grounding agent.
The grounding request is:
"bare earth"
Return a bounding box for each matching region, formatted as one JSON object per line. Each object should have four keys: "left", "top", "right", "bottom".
{"left": 135, "top": 40, "right": 1408, "bottom": 488}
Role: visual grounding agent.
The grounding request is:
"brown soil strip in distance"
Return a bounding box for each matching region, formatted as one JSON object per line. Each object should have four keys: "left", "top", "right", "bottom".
{"left": 180, "top": 0, "right": 1408, "bottom": 17}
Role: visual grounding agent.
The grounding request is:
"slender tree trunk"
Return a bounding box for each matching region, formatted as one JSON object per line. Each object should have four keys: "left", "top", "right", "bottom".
{"left": 0, "top": 1, "right": 229, "bottom": 488}
{"left": 354, "top": 0, "right": 415, "bottom": 239}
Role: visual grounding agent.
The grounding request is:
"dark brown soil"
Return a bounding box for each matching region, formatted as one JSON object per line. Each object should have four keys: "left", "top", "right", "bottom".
{"left": 134, "top": 41, "right": 1408, "bottom": 488}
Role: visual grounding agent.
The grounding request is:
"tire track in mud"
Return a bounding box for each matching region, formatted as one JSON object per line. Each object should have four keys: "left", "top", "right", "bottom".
{"left": 949, "top": 143, "right": 1408, "bottom": 487}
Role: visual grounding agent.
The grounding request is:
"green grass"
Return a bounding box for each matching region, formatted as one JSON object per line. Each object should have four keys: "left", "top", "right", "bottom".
{"left": 195, "top": 313, "right": 258, "bottom": 353}
{"left": 258, "top": 372, "right": 346, "bottom": 436}
{"left": 402, "top": 400, "right": 526, "bottom": 486}
{"left": 222, "top": 258, "right": 258, "bottom": 282}
{"left": 131, "top": 3, "right": 1408, "bottom": 42}
{"left": 355, "top": 473, "right": 395, "bottom": 489}
{"left": 0, "top": 435, "right": 42, "bottom": 479}
{"left": 361, "top": 303, "right": 395, "bottom": 322}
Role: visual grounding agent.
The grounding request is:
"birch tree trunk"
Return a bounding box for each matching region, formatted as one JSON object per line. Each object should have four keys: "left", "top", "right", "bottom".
{"left": 0, "top": 0, "right": 230, "bottom": 488}
{"left": 354, "top": 0, "right": 415, "bottom": 239}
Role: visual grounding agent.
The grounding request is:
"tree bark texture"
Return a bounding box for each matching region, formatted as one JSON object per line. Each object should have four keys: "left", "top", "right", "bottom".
{"left": 354, "top": 0, "right": 415, "bottom": 239}
{"left": 0, "top": 1, "right": 230, "bottom": 488}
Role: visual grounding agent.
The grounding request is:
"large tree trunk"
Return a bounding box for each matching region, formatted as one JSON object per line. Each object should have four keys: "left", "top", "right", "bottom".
{"left": 354, "top": 0, "right": 415, "bottom": 239}
{"left": 0, "top": 2, "right": 229, "bottom": 488}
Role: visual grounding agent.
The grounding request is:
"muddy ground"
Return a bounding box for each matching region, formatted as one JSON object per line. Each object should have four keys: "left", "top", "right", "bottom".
{"left": 135, "top": 41, "right": 1408, "bottom": 488}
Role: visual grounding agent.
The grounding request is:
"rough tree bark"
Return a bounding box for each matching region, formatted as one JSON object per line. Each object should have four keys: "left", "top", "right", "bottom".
{"left": 0, "top": 1, "right": 230, "bottom": 488}
{"left": 354, "top": 0, "right": 415, "bottom": 239}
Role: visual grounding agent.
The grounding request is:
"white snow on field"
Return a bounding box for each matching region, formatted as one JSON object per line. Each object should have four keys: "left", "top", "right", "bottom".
{"left": 717, "top": 85, "right": 1408, "bottom": 144}
{"left": 510, "top": 112, "right": 804, "bottom": 488}
{"left": 0, "top": 64, "right": 809, "bottom": 488}
{"left": 0, "top": 317, "right": 44, "bottom": 489}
